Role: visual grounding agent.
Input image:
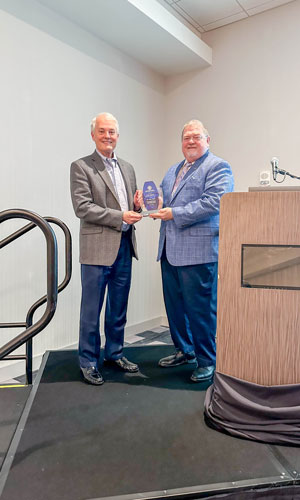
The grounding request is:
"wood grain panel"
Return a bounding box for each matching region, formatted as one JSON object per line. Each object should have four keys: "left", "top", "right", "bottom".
{"left": 216, "top": 191, "right": 300, "bottom": 385}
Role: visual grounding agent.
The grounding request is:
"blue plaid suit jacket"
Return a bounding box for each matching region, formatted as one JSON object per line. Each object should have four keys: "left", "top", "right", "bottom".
{"left": 157, "top": 151, "right": 234, "bottom": 266}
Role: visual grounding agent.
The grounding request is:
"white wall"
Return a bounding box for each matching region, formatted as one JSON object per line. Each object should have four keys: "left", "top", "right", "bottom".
{"left": 0, "top": 2, "right": 166, "bottom": 380}
{"left": 165, "top": 0, "right": 300, "bottom": 191}
{"left": 2, "top": 0, "right": 300, "bottom": 380}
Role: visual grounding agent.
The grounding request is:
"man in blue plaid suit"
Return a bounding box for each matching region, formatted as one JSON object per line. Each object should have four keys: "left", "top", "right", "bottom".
{"left": 150, "top": 120, "right": 234, "bottom": 382}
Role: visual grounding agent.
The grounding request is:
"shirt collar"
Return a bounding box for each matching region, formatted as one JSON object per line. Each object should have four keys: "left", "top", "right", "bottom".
{"left": 96, "top": 149, "right": 117, "bottom": 164}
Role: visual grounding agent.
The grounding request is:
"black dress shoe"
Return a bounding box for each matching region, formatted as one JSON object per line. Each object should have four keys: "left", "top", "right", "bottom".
{"left": 106, "top": 356, "right": 139, "bottom": 373}
{"left": 81, "top": 366, "right": 104, "bottom": 385}
{"left": 158, "top": 350, "right": 196, "bottom": 367}
{"left": 190, "top": 365, "right": 215, "bottom": 383}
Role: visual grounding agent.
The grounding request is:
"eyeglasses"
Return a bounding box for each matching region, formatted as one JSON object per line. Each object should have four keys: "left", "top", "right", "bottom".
{"left": 182, "top": 134, "right": 207, "bottom": 142}
{"left": 97, "top": 129, "right": 117, "bottom": 136}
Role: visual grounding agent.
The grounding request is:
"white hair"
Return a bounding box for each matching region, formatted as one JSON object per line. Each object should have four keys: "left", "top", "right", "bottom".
{"left": 181, "top": 119, "right": 209, "bottom": 140}
{"left": 90, "top": 112, "right": 119, "bottom": 134}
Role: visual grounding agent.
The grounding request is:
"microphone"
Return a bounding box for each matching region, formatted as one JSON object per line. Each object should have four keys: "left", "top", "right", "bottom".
{"left": 270, "top": 158, "right": 300, "bottom": 182}
{"left": 271, "top": 157, "right": 279, "bottom": 180}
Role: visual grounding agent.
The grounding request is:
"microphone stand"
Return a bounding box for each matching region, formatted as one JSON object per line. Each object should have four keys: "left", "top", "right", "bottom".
{"left": 274, "top": 169, "right": 300, "bottom": 183}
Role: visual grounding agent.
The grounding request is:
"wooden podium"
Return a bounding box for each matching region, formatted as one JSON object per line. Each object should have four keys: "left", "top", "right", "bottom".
{"left": 216, "top": 189, "right": 300, "bottom": 386}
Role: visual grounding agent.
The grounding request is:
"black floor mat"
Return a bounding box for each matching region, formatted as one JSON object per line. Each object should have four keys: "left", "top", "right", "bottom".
{"left": 0, "top": 346, "right": 293, "bottom": 500}
{"left": 0, "top": 386, "right": 31, "bottom": 470}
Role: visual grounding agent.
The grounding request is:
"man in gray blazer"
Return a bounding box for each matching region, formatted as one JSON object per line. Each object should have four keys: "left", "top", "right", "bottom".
{"left": 150, "top": 120, "right": 234, "bottom": 383}
{"left": 70, "top": 112, "right": 142, "bottom": 385}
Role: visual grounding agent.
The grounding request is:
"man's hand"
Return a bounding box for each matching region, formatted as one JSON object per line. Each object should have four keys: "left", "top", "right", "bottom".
{"left": 133, "top": 190, "right": 143, "bottom": 211}
{"left": 123, "top": 211, "right": 142, "bottom": 224}
{"left": 149, "top": 208, "right": 173, "bottom": 220}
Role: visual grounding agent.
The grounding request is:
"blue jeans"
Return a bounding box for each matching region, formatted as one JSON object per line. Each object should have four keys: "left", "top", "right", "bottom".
{"left": 79, "top": 233, "right": 132, "bottom": 368}
{"left": 161, "top": 252, "right": 217, "bottom": 367}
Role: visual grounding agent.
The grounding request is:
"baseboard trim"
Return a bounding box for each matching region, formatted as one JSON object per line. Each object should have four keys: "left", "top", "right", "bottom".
{"left": 0, "top": 316, "right": 168, "bottom": 383}
{"left": 125, "top": 316, "right": 168, "bottom": 336}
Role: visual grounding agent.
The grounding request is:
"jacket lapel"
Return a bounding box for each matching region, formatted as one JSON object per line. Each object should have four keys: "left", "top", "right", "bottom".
{"left": 118, "top": 158, "right": 133, "bottom": 208}
{"left": 91, "top": 151, "right": 119, "bottom": 204}
{"left": 171, "top": 152, "right": 209, "bottom": 202}
{"left": 166, "top": 160, "right": 184, "bottom": 204}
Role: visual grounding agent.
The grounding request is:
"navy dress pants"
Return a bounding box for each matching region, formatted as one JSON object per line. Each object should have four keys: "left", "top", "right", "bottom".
{"left": 161, "top": 251, "right": 218, "bottom": 367}
{"left": 79, "top": 232, "right": 132, "bottom": 368}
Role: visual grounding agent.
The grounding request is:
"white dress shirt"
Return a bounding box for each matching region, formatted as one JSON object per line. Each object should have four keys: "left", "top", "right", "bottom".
{"left": 96, "top": 150, "right": 129, "bottom": 231}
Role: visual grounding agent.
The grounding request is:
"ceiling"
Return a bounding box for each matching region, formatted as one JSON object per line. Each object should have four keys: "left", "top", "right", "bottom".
{"left": 36, "top": 0, "right": 212, "bottom": 75}
{"left": 8, "top": 0, "right": 296, "bottom": 76}
{"left": 159, "top": 0, "right": 295, "bottom": 33}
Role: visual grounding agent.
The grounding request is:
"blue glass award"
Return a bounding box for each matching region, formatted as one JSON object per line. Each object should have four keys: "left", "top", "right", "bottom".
{"left": 142, "top": 181, "right": 163, "bottom": 216}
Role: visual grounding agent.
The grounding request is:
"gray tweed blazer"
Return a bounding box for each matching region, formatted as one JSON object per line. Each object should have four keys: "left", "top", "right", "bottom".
{"left": 70, "top": 150, "right": 138, "bottom": 266}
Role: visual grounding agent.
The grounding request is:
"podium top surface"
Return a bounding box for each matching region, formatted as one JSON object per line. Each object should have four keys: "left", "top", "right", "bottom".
{"left": 249, "top": 186, "right": 300, "bottom": 191}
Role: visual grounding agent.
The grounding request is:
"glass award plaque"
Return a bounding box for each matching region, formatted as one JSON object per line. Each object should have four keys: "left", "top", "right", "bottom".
{"left": 142, "top": 181, "right": 163, "bottom": 216}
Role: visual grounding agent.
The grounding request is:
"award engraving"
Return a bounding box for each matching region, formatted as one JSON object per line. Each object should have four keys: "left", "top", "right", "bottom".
{"left": 142, "top": 181, "right": 163, "bottom": 216}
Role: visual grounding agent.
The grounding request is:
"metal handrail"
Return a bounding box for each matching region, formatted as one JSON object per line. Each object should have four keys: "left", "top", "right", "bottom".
{"left": 0, "top": 209, "right": 72, "bottom": 384}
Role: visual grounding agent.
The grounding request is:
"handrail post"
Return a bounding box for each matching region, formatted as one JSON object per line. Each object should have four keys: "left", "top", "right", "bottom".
{"left": 0, "top": 209, "right": 58, "bottom": 380}
{"left": 0, "top": 209, "right": 72, "bottom": 385}
{"left": 26, "top": 338, "right": 33, "bottom": 385}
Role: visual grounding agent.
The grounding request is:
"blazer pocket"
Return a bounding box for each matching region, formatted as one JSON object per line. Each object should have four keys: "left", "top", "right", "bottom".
{"left": 81, "top": 226, "right": 103, "bottom": 234}
{"left": 189, "top": 226, "right": 219, "bottom": 236}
